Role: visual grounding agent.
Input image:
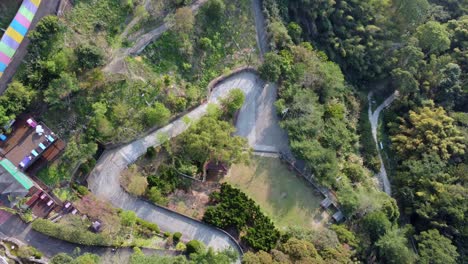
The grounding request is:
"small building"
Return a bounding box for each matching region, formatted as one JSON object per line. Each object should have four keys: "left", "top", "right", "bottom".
{"left": 332, "top": 210, "right": 344, "bottom": 222}
{"left": 90, "top": 221, "right": 102, "bottom": 233}
{"left": 320, "top": 197, "right": 333, "bottom": 209}
{"left": 0, "top": 158, "right": 35, "bottom": 207}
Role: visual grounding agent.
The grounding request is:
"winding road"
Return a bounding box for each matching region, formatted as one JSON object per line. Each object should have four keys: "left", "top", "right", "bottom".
{"left": 368, "top": 91, "right": 398, "bottom": 195}
{"left": 88, "top": 0, "right": 287, "bottom": 258}
{"left": 88, "top": 69, "right": 290, "bottom": 256}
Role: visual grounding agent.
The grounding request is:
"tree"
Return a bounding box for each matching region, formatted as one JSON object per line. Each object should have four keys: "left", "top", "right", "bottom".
{"left": 279, "top": 238, "right": 320, "bottom": 261}
{"left": 362, "top": 211, "right": 392, "bottom": 242}
{"left": 416, "top": 21, "right": 451, "bottom": 54}
{"left": 75, "top": 44, "right": 105, "bottom": 70}
{"left": 416, "top": 229, "right": 459, "bottom": 264}
{"left": 268, "top": 21, "right": 292, "bottom": 49}
{"left": 259, "top": 52, "right": 283, "bottom": 82}
{"left": 173, "top": 7, "right": 194, "bottom": 35}
{"left": 62, "top": 137, "right": 97, "bottom": 170}
{"left": 0, "top": 81, "right": 36, "bottom": 116}
{"left": 436, "top": 63, "right": 462, "bottom": 109}
{"left": 375, "top": 229, "right": 416, "bottom": 264}
{"left": 242, "top": 251, "right": 273, "bottom": 264}
{"left": 391, "top": 68, "right": 419, "bottom": 96}
{"left": 180, "top": 115, "right": 249, "bottom": 168}
{"left": 390, "top": 103, "right": 465, "bottom": 160}
{"left": 202, "top": 0, "right": 225, "bottom": 22}
{"left": 75, "top": 253, "right": 100, "bottom": 264}
{"left": 190, "top": 248, "right": 238, "bottom": 263}
{"left": 29, "top": 15, "right": 63, "bottom": 53}
{"left": 186, "top": 240, "right": 205, "bottom": 255}
{"left": 394, "top": 0, "right": 430, "bottom": 26}
{"left": 50, "top": 253, "right": 74, "bottom": 264}
{"left": 120, "top": 210, "right": 137, "bottom": 226}
{"left": 147, "top": 187, "right": 168, "bottom": 205}
{"left": 127, "top": 174, "right": 148, "bottom": 196}
{"left": 220, "top": 89, "right": 245, "bottom": 116}
{"left": 44, "top": 72, "right": 80, "bottom": 108}
{"left": 143, "top": 102, "right": 171, "bottom": 127}
{"left": 287, "top": 22, "right": 302, "bottom": 43}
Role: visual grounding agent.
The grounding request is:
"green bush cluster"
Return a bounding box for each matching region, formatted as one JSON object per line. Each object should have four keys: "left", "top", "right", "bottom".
{"left": 185, "top": 240, "right": 204, "bottom": 255}
{"left": 173, "top": 232, "right": 182, "bottom": 242}
{"left": 31, "top": 219, "right": 113, "bottom": 246}
{"left": 136, "top": 218, "right": 160, "bottom": 234}
{"left": 203, "top": 183, "right": 279, "bottom": 251}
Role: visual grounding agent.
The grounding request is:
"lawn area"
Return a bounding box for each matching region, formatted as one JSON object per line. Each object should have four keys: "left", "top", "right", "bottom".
{"left": 223, "top": 156, "right": 326, "bottom": 230}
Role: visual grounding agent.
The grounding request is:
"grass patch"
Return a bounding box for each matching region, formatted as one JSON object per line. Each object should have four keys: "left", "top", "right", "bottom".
{"left": 36, "top": 163, "right": 70, "bottom": 187}
{"left": 222, "top": 156, "right": 324, "bottom": 229}
{"left": 143, "top": 0, "right": 258, "bottom": 90}
{"left": 66, "top": 0, "right": 130, "bottom": 38}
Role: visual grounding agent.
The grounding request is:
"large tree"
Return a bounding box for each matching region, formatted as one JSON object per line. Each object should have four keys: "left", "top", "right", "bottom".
{"left": 416, "top": 229, "right": 459, "bottom": 264}
{"left": 416, "top": 21, "right": 451, "bottom": 54}
{"left": 180, "top": 114, "right": 249, "bottom": 168}
{"left": 390, "top": 103, "right": 465, "bottom": 160}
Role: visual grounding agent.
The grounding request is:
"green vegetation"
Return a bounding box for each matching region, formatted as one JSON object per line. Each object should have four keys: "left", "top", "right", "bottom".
{"left": 223, "top": 156, "right": 323, "bottom": 229}
{"left": 32, "top": 195, "right": 162, "bottom": 248}
{"left": 262, "top": 0, "right": 467, "bottom": 262}
{"left": 143, "top": 0, "right": 257, "bottom": 88}
{"left": 130, "top": 245, "right": 237, "bottom": 264}
{"left": 50, "top": 252, "right": 100, "bottom": 264}
{"left": 242, "top": 227, "right": 355, "bottom": 263}
{"left": 32, "top": 218, "right": 112, "bottom": 246}
{"left": 121, "top": 105, "right": 249, "bottom": 206}
{"left": 203, "top": 183, "right": 280, "bottom": 251}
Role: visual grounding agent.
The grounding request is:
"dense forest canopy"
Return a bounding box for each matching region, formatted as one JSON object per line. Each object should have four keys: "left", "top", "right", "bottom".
{"left": 261, "top": 0, "right": 467, "bottom": 262}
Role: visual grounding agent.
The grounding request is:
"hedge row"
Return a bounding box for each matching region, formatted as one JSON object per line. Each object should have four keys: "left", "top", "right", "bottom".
{"left": 32, "top": 219, "right": 114, "bottom": 246}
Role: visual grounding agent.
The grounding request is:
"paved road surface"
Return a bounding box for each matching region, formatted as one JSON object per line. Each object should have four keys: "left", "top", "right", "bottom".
{"left": 368, "top": 91, "right": 398, "bottom": 195}
{"left": 91, "top": 0, "right": 291, "bottom": 256}
{"left": 88, "top": 72, "right": 270, "bottom": 257}
{"left": 0, "top": 0, "right": 61, "bottom": 93}
{"left": 252, "top": 0, "right": 269, "bottom": 59}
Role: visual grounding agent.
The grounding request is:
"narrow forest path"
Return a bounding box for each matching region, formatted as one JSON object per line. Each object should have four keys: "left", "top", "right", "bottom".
{"left": 104, "top": 0, "right": 208, "bottom": 73}
{"left": 368, "top": 91, "right": 398, "bottom": 195}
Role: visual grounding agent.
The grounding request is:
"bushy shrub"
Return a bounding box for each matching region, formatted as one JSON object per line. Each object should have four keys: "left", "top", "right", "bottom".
{"left": 186, "top": 240, "right": 204, "bottom": 254}
{"left": 76, "top": 185, "right": 90, "bottom": 196}
{"left": 164, "top": 231, "right": 171, "bottom": 237}
{"left": 173, "top": 232, "right": 182, "bottom": 242}
{"left": 145, "top": 147, "right": 156, "bottom": 158}
{"left": 136, "top": 218, "right": 160, "bottom": 233}
{"left": 17, "top": 246, "right": 43, "bottom": 259}
{"left": 75, "top": 44, "right": 105, "bottom": 70}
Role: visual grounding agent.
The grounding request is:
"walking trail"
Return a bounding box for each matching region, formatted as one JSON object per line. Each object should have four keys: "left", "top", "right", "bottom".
{"left": 104, "top": 0, "right": 208, "bottom": 73}
{"left": 89, "top": 0, "right": 289, "bottom": 258}
{"left": 367, "top": 91, "right": 398, "bottom": 195}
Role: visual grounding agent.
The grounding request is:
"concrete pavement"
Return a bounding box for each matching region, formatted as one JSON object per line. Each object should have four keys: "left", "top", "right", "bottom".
{"left": 368, "top": 91, "right": 398, "bottom": 195}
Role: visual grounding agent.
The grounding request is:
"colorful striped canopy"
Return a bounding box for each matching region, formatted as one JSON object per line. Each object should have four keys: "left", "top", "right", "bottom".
{"left": 0, "top": 0, "right": 42, "bottom": 78}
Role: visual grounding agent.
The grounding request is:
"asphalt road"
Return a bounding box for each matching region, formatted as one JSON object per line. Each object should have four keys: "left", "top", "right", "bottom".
{"left": 88, "top": 71, "right": 269, "bottom": 257}
{"left": 92, "top": 0, "right": 289, "bottom": 258}
{"left": 368, "top": 91, "right": 398, "bottom": 195}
